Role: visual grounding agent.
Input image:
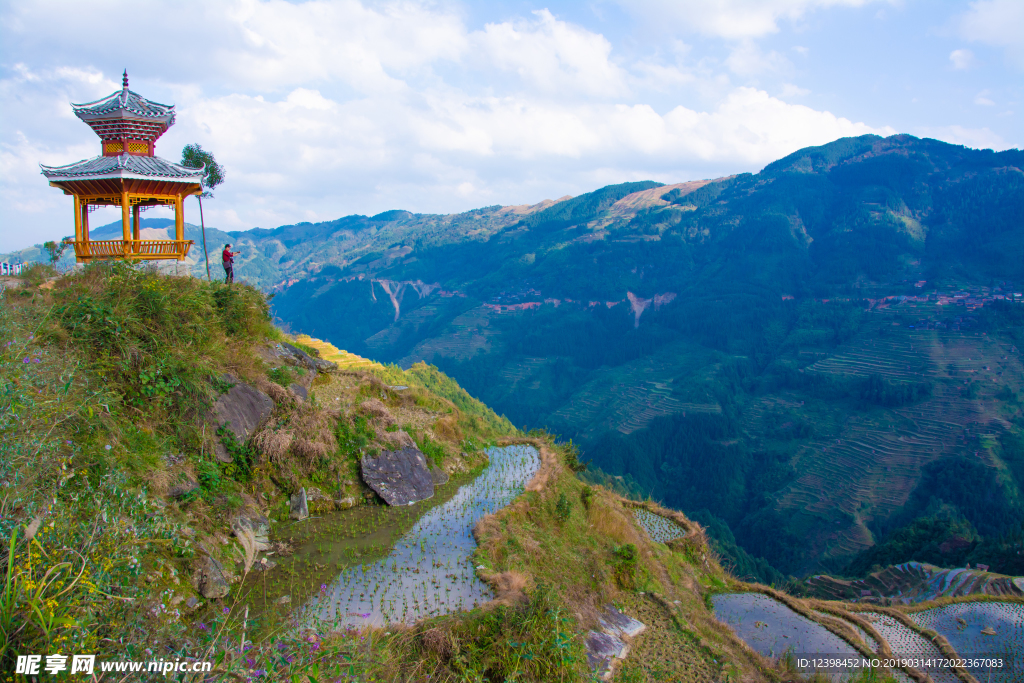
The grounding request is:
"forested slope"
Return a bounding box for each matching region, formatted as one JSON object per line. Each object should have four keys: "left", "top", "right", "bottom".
{"left": 9, "top": 134, "right": 1024, "bottom": 582}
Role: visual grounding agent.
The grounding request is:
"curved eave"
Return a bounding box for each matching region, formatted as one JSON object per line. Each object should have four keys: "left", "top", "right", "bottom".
{"left": 43, "top": 171, "right": 203, "bottom": 183}
{"left": 47, "top": 178, "right": 203, "bottom": 199}
{"left": 75, "top": 110, "right": 175, "bottom": 123}
{"left": 39, "top": 155, "right": 205, "bottom": 183}
{"left": 71, "top": 91, "right": 175, "bottom": 120}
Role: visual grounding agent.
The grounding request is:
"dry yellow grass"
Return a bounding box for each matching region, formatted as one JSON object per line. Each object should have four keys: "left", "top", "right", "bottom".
{"left": 358, "top": 398, "right": 396, "bottom": 424}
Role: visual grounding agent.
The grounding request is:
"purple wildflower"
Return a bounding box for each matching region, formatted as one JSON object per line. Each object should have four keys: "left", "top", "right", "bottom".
{"left": 310, "top": 643, "right": 320, "bottom": 652}
{"left": 22, "top": 358, "right": 29, "bottom": 363}
{"left": 223, "top": 607, "right": 230, "bottom": 614}
{"left": 198, "top": 623, "right": 207, "bottom": 630}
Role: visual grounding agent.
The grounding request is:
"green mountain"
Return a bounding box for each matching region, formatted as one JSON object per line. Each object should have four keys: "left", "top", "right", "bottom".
{"left": 264, "top": 134, "right": 1024, "bottom": 577}
{"left": 8, "top": 134, "right": 1024, "bottom": 580}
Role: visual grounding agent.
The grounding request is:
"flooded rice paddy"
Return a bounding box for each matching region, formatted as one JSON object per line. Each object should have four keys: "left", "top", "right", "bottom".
{"left": 712, "top": 593, "right": 858, "bottom": 662}
{"left": 299, "top": 444, "right": 540, "bottom": 629}
{"left": 859, "top": 612, "right": 957, "bottom": 683}
{"left": 633, "top": 508, "right": 687, "bottom": 543}
{"left": 908, "top": 602, "right": 1024, "bottom": 682}
{"left": 712, "top": 594, "right": 1020, "bottom": 682}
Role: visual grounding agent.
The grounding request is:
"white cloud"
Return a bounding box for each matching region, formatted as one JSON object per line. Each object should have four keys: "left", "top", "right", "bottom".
{"left": 0, "top": 0, "right": 900, "bottom": 251}
{"left": 949, "top": 48, "right": 976, "bottom": 70}
{"left": 618, "top": 0, "right": 888, "bottom": 39}
{"left": 958, "top": 0, "right": 1024, "bottom": 69}
{"left": 473, "top": 10, "right": 630, "bottom": 97}
{"left": 974, "top": 90, "right": 995, "bottom": 106}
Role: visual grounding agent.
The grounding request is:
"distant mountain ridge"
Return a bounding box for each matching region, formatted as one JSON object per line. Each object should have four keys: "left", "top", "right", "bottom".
{"left": 9, "top": 134, "right": 1024, "bottom": 582}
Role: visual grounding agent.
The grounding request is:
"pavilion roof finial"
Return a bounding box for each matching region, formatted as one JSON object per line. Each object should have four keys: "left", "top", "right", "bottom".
{"left": 122, "top": 70, "right": 129, "bottom": 89}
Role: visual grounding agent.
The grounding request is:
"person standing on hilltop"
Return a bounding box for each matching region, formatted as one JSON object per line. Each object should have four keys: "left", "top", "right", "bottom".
{"left": 222, "top": 243, "right": 240, "bottom": 284}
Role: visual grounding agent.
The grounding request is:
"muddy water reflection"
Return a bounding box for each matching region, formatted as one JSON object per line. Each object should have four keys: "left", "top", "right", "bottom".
{"left": 302, "top": 445, "right": 540, "bottom": 629}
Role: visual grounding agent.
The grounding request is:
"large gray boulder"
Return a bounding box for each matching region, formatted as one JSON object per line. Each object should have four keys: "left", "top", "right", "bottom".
{"left": 585, "top": 605, "right": 645, "bottom": 680}
{"left": 361, "top": 446, "right": 435, "bottom": 506}
{"left": 289, "top": 488, "right": 309, "bottom": 520}
{"left": 585, "top": 631, "right": 627, "bottom": 681}
{"left": 192, "top": 553, "right": 230, "bottom": 599}
{"left": 599, "top": 604, "right": 646, "bottom": 638}
{"left": 430, "top": 467, "right": 450, "bottom": 486}
{"left": 209, "top": 375, "right": 273, "bottom": 462}
{"left": 231, "top": 511, "right": 271, "bottom": 552}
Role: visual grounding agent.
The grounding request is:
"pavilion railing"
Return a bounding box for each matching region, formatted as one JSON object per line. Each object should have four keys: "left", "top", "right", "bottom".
{"left": 72, "top": 240, "right": 194, "bottom": 261}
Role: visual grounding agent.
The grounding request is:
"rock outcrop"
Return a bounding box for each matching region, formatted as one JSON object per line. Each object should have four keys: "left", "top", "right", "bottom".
{"left": 192, "top": 553, "right": 230, "bottom": 599}
{"left": 289, "top": 488, "right": 309, "bottom": 520}
{"left": 360, "top": 446, "right": 434, "bottom": 506}
{"left": 586, "top": 605, "right": 646, "bottom": 680}
{"left": 430, "top": 467, "right": 450, "bottom": 486}
{"left": 231, "top": 511, "right": 271, "bottom": 552}
{"left": 262, "top": 342, "right": 337, "bottom": 374}
{"left": 209, "top": 375, "right": 274, "bottom": 463}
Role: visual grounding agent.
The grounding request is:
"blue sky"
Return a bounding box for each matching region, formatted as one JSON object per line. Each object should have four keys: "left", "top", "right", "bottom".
{"left": 1, "top": 0, "right": 1020, "bottom": 252}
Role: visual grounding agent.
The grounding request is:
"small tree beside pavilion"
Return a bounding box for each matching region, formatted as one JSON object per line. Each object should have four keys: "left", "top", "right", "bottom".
{"left": 39, "top": 71, "right": 203, "bottom": 263}
{"left": 180, "top": 144, "right": 225, "bottom": 281}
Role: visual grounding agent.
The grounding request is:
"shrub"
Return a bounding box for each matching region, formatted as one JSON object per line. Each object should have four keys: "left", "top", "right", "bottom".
{"left": 555, "top": 492, "right": 572, "bottom": 521}
{"left": 267, "top": 366, "right": 295, "bottom": 387}
{"left": 612, "top": 543, "right": 639, "bottom": 589}
{"left": 580, "top": 486, "right": 594, "bottom": 509}
{"left": 561, "top": 439, "right": 586, "bottom": 472}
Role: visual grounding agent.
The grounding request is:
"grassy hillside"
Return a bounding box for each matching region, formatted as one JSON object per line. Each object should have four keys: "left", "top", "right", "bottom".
{"left": 4, "top": 264, "right": 834, "bottom": 682}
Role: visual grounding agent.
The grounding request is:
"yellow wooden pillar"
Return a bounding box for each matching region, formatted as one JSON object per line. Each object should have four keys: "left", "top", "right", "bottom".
{"left": 132, "top": 204, "right": 141, "bottom": 253}
{"left": 82, "top": 201, "right": 90, "bottom": 253}
{"left": 72, "top": 195, "right": 82, "bottom": 263}
{"left": 73, "top": 195, "right": 82, "bottom": 243}
{"left": 174, "top": 193, "right": 184, "bottom": 260}
{"left": 121, "top": 189, "right": 130, "bottom": 256}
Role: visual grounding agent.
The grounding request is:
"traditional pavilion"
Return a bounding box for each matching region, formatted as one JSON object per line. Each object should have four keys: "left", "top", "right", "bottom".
{"left": 40, "top": 71, "right": 203, "bottom": 262}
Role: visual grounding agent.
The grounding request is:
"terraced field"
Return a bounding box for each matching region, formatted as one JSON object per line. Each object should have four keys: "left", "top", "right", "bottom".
{"left": 763, "top": 305, "right": 1024, "bottom": 572}
{"left": 547, "top": 342, "right": 720, "bottom": 439}
{"left": 714, "top": 590, "right": 1024, "bottom": 683}
{"left": 807, "top": 562, "right": 1024, "bottom": 602}
{"left": 498, "top": 357, "right": 551, "bottom": 391}
{"left": 806, "top": 333, "right": 934, "bottom": 380}
{"left": 293, "top": 334, "right": 384, "bottom": 371}
{"left": 396, "top": 306, "right": 498, "bottom": 366}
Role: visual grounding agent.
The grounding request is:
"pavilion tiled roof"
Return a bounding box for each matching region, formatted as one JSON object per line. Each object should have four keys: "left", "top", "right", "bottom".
{"left": 40, "top": 154, "right": 204, "bottom": 182}
{"left": 72, "top": 88, "right": 175, "bottom": 122}
{"left": 70, "top": 72, "right": 176, "bottom": 141}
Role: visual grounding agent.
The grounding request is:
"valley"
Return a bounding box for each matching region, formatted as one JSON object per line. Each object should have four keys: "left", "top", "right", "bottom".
{"left": 7, "top": 134, "right": 1024, "bottom": 585}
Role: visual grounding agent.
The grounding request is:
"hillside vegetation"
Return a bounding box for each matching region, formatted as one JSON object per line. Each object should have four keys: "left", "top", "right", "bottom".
{"left": 1, "top": 264, "right": 819, "bottom": 683}
{"left": 262, "top": 135, "right": 1024, "bottom": 581}
{"left": 6, "top": 135, "right": 1024, "bottom": 590}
